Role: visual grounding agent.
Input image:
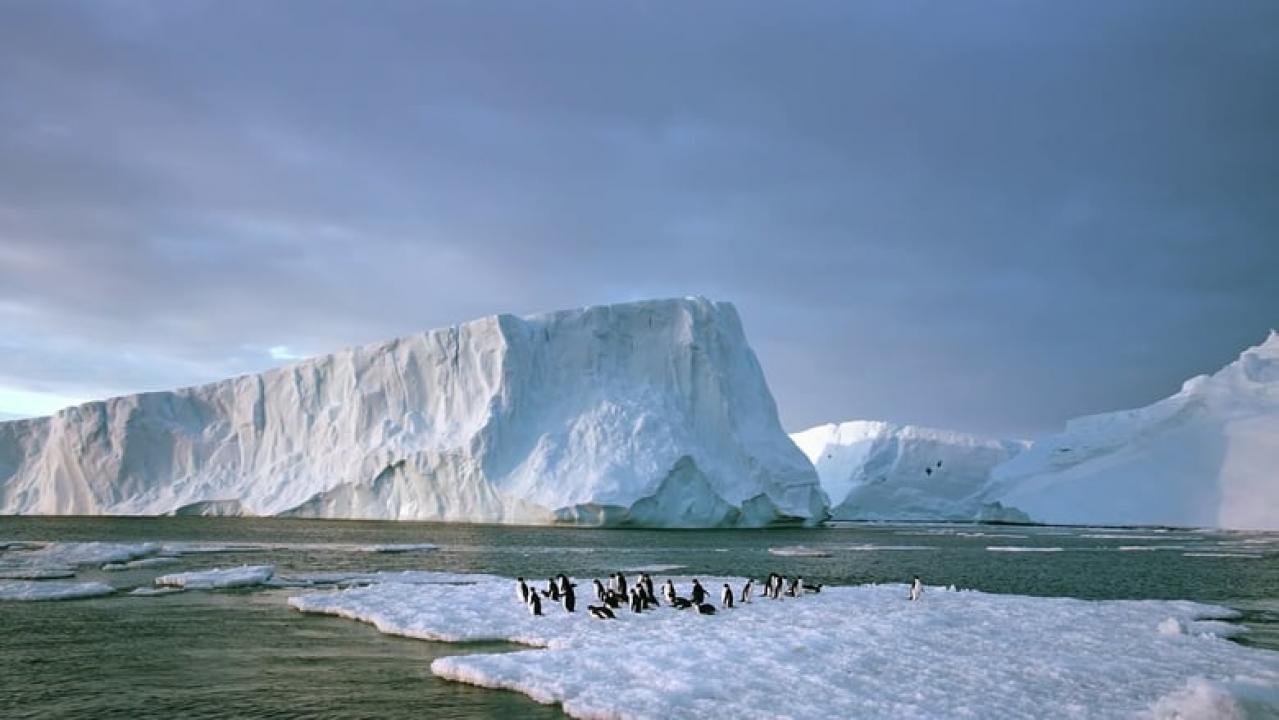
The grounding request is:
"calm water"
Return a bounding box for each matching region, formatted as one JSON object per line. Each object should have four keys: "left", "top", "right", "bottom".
{"left": 3, "top": 517, "right": 1278, "bottom": 719}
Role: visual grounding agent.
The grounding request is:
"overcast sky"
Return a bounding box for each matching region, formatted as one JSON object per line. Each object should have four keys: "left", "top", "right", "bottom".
{"left": 1, "top": 0, "right": 1276, "bottom": 436}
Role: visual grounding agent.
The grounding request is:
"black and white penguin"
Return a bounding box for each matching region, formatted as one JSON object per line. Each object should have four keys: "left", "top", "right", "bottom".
{"left": 607, "top": 573, "right": 617, "bottom": 594}
{"left": 517, "top": 577, "right": 530, "bottom": 605}
{"left": 721, "top": 583, "right": 734, "bottom": 609}
{"left": 672, "top": 597, "right": 693, "bottom": 609}
{"left": 629, "top": 588, "right": 643, "bottom": 614}
{"left": 909, "top": 576, "right": 923, "bottom": 601}
{"left": 740, "top": 578, "right": 753, "bottom": 604}
{"left": 696, "top": 603, "right": 717, "bottom": 615}
{"left": 588, "top": 604, "right": 615, "bottom": 620}
{"left": 593, "top": 578, "right": 606, "bottom": 603}
{"left": 690, "top": 579, "right": 706, "bottom": 605}
{"left": 771, "top": 574, "right": 783, "bottom": 600}
{"left": 663, "top": 579, "right": 676, "bottom": 605}
{"left": 786, "top": 577, "right": 799, "bottom": 597}
{"left": 544, "top": 578, "right": 561, "bottom": 602}
{"left": 803, "top": 582, "right": 823, "bottom": 594}
{"left": 616, "top": 572, "right": 628, "bottom": 598}
{"left": 793, "top": 577, "right": 804, "bottom": 598}
{"left": 561, "top": 577, "right": 577, "bottom": 613}
{"left": 641, "top": 574, "right": 656, "bottom": 603}
{"left": 605, "top": 590, "right": 622, "bottom": 609}
{"left": 528, "top": 591, "right": 543, "bottom": 616}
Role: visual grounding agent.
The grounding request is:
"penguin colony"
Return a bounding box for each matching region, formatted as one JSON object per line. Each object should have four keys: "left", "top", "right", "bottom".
{"left": 515, "top": 571, "right": 853, "bottom": 619}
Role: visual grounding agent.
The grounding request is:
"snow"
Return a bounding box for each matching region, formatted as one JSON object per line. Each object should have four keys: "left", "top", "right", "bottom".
{"left": 791, "top": 421, "right": 1028, "bottom": 522}
{"left": 288, "top": 577, "right": 1279, "bottom": 719}
{"left": 154, "top": 565, "right": 274, "bottom": 589}
{"left": 0, "top": 298, "right": 825, "bottom": 527}
{"left": 989, "top": 331, "right": 1279, "bottom": 530}
{"left": 0, "top": 580, "right": 115, "bottom": 601}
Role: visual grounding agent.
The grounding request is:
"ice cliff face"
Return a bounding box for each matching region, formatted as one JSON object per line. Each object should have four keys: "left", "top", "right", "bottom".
{"left": 989, "top": 331, "right": 1279, "bottom": 530}
{"left": 791, "top": 421, "right": 1029, "bottom": 522}
{"left": 0, "top": 298, "right": 827, "bottom": 527}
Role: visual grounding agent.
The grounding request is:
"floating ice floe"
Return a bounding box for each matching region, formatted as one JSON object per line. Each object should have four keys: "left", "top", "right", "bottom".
{"left": 0, "top": 541, "right": 163, "bottom": 580}
{"left": 270, "top": 570, "right": 508, "bottom": 589}
{"left": 128, "top": 586, "right": 187, "bottom": 597}
{"left": 0, "top": 580, "right": 116, "bottom": 601}
{"left": 102, "top": 557, "right": 182, "bottom": 571}
{"left": 768, "top": 546, "right": 831, "bottom": 557}
{"left": 289, "top": 579, "right": 1279, "bottom": 719}
{"left": 154, "top": 565, "right": 275, "bottom": 590}
{"left": 0, "top": 568, "right": 77, "bottom": 579}
{"left": 986, "top": 546, "right": 1065, "bottom": 553}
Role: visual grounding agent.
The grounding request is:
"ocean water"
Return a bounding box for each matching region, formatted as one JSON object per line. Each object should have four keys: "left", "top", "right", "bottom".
{"left": 2, "top": 517, "right": 1277, "bottom": 719}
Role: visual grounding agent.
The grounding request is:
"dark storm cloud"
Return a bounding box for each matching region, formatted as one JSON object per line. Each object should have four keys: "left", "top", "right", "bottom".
{"left": 0, "top": 0, "right": 1276, "bottom": 435}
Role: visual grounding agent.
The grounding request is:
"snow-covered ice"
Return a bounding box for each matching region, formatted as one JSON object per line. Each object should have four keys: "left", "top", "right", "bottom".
{"left": 0, "top": 298, "right": 826, "bottom": 527}
{"left": 0, "top": 541, "right": 162, "bottom": 578}
{"left": 154, "top": 565, "right": 274, "bottom": 589}
{"left": 989, "top": 331, "right": 1279, "bottom": 530}
{"left": 0, "top": 580, "right": 116, "bottom": 601}
{"left": 791, "top": 420, "right": 1029, "bottom": 522}
{"left": 288, "top": 578, "right": 1279, "bottom": 719}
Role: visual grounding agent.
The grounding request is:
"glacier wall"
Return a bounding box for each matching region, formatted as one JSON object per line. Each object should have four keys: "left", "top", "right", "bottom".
{"left": 988, "top": 331, "right": 1279, "bottom": 530}
{"left": 791, "top": 421, "right": 1029, "bottom": 522}
{"left": 0, "top": 298, "right": 828, "bottom": 527}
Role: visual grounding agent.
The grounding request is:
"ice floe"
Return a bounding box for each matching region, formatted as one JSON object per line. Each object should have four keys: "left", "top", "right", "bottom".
{"left": 0, "top": 580, "right": 116, "bottom": 601}
{"left": 288, "top": 579, "right": 1279, "bottom": 719}
{"left": 102, "top": 557, "right": 182, "bottom": 571}
{"left": 767, "top": 546, "right": 831, "bottom": 557}
{"left": 154, "top": 565, "right": 275, "bottom": 589}
{"left": 986, "top": 546, "right": 1065, "bottom": 553}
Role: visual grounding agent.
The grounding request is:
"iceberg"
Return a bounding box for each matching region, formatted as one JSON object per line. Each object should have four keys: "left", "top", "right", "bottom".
{"left": 990, "top": 331, "right": 1279, "bottom": 530}
{"left": 288, "top": 577, "right": 1279, "bottom": 719}
{"left": 0, "top": 298, "right": 826, "bottom": 527}
{"left": 791, "top": 421, "right": 1028, "bottom": 522}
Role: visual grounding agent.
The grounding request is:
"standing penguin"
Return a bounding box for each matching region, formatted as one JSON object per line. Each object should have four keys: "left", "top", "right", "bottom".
{"left": 721, "top": 583, "right": 734, "bottom": 609}
{"left": 545, "top": 578, "right": 561, "bottom": 602}
{"left": 690, "top": 579, "right": 706, "bottom": 605}
{"left": 909, "top": 576, "right": 923, "bottom": 601}
{"left": 740, "top": 578, "right": 753, "bottom": 603}
{"left": 629, "top": 587, "right": 644, "bottom": 614}
{"left": 642, "top": 574, "right": 656, "bottom": 604}
{"left": 516, "top": 577, "right": 530, "bottom": 605}
{"left": 793, "top": 577, "right": 804, "bottom": 598}
{"left": 663, "top": 579, "right": 676, "bottom": 605}
{"left": 771, "top": 575, "right": 783, "bottom": 600}
{"left": 616, "top": 572, "right": 628, "bottom": 598}
{"left": 561, "top": 577, "right": 576, "bottom": 613}
{"left": 786, "top": 577, "right": 799, "bottom": 597}
{"left": 593, "top": 578, "right": 606, "bottom": 603}
{"left": 528, "top": 591, "right": 543, "bottom": 616}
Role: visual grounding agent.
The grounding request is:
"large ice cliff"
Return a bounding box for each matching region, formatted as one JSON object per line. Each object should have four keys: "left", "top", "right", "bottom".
{"left": 989, "top": 331, "right": 1279, "bottom": 530}
{"left": 791, "top": 421, "right": 1029, "bottom": 522}
{"left": 0, "top": 298, "right": 827, "bottom": 527}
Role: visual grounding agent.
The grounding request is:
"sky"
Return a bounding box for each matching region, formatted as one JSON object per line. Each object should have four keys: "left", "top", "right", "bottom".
{"left": 0, "top": 0, "right": 1276, "bottom": 436}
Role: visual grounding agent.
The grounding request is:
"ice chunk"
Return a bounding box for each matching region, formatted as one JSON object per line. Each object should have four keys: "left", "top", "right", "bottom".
{"left": 0, "top": 580, "right": 115, "bottom": 601}
{"left": 154, "top": 565, "right": 274, "bottom": 589}
{"left": 289, "top": 580, "right": 1279, "bottom": 719}
{"left": 102, "top": 557, "right": 181, "bottom": 571}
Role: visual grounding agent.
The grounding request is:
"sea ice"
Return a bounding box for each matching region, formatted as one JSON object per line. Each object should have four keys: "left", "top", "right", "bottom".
{"left": 289, "top": 578, "right": 1279, "bottom": 719}
{"left": 0, "top": 580, "right": 116, "bottom": 601}
{"left": 154, "top": 565, "right": 275, "bottom": 589}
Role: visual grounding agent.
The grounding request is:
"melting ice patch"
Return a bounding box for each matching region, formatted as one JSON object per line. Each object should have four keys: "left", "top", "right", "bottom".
{"left": 289, "top": 580, "right": 1279, "bottom": 719}
{"left": 768, "top": 546, "right": 831, "bottom": 557}
{"left": 0, "top": 580, "right": 116, "bottom": 601}
{"left": 155, "top": 565, "right": 275, "bottom": 590}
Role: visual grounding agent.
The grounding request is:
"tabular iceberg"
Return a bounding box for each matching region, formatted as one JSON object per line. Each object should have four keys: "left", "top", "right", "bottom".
{"left": 0, "top": 297, "right": 827, "bottom": 527}
{"left": 989, "top": 331, "right": 1279, "bottom": 530}
{"left": 791, "top": 421, "right": 1029, "bottom": 522}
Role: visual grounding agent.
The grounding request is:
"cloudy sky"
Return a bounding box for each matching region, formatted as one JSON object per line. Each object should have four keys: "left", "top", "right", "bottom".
{"left": 1, "top": 0, "right": 1276, "bottom": 436}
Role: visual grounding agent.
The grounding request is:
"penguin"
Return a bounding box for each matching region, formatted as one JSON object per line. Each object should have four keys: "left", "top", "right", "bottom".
{"left": 772, "top": 575, "right": 784, "bottom": 600}
{"left": 740, "top": 578, "right": 753, "bottom": 604}
{"left": 593, "top": 578, "right": 606, "bottom": 603}
{"left": 793, "top": 576, "right": 804, "bottom": 598}
{"left": 588, "top": 604, "right": 615, "bottom": 620}
{"left": 607, "top": 573, "right": 618, "bottom": 594}
{"left": 605, "top": 590, "right": 623, "bottom": 609}
{"left": 721, "top": 583, "right": 734, "bottom": 609}
{"left": 642, "top": 573, "right": 656, "bottom": 603}
{"left": 663, "top": 579, "right": 676, "bottom": 605}
{"left": 544, "top": 578, "right": 560, "bottom": 602}
{"left": 803, "top": 582, "right": 823, "bottom": 594}
{"left": 516, "top": 577, "right": 529, "bottom": 605}
{"left": 909, "top": 576, "right": 923, "bottom": 602}
{"left": 696, "top": 603, "right": 717, "bottom": 615}
{"left": 562, "top": 578, "right": 577, "bottom": 613}
{"left": 672, "top": 597, "right": 693, "bottom": 609}
{"left": 528, "top": 591, "right": 543, "bottom": 616}
{"left": 629, "top": 588, "right": 643, "bottom": 614}
{"left": 616, "top": 573, "right": 628, "bottom": 598}
{"left": 690, "top": 579, "right": 706, "bottom": 605}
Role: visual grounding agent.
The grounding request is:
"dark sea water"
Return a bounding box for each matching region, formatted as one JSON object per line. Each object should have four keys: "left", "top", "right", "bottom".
{"left": 2, "top": 517, "right": 1278, "bottom": 719}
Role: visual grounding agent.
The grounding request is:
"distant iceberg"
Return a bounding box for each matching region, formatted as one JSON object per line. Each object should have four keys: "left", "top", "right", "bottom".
{"left": 0, "top": 297, "right": 826, "bottom": 527}
{"left": 791, "top": 420, "right": 1028, "bottom": 522}
{"left": 989, "top": 331, "right": 1279, "bottom": 530}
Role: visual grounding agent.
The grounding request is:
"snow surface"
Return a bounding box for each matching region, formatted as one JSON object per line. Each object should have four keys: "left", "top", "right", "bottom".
{"left": 0, "top": 298, "right": 825, "bottom": 527}
{"left": 990, "top": 331, "right": 1279, "bottom": 529}
{"left": 0, "top": 580, "right": 115, "bottom": 601}
{"left": 791, "top": 421, "right": 1028, "bottom": 522}
{"left": 154, "top": 565, "right": 274, "bottom": 589}
{"left": 289, "top": 577, "right": 1279, "bottom": 720}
